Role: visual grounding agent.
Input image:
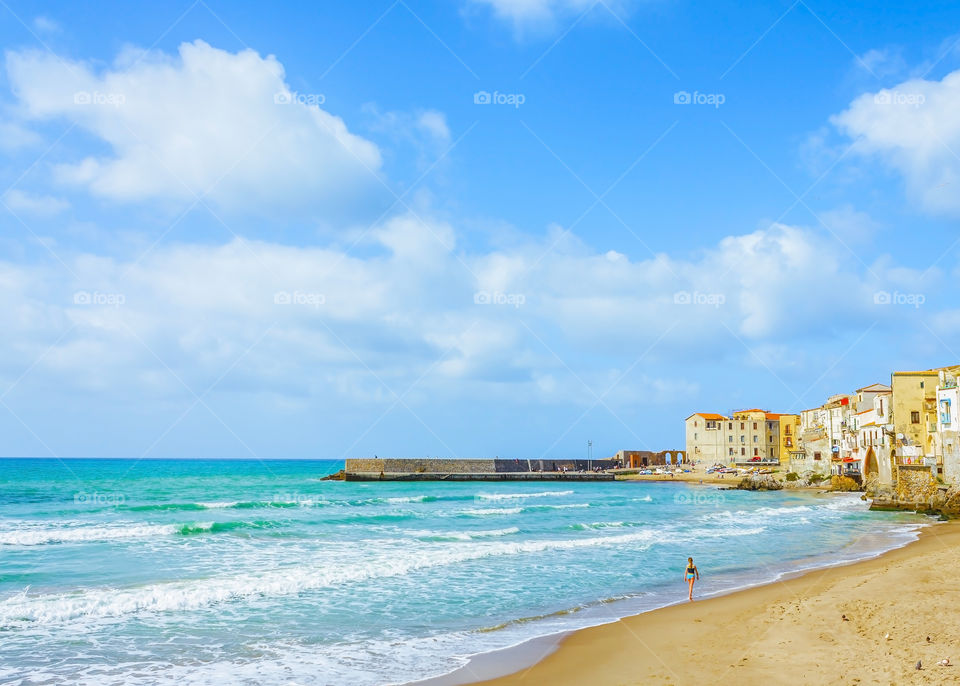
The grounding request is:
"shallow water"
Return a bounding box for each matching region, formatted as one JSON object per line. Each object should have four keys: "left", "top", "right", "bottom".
{"left": 0, "top": 458, "right": 929, "bottom": 685}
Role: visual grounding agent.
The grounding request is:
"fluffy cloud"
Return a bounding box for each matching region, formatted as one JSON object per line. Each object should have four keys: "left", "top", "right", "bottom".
{"left": 831, "top": 68, "right": 960, "bottom": 215}
{"left": 2, "top": 189, "right": 70, "bottom": 217}
{"left": 0, "top": 216, "right": 930, "bottom": 406}
{"left": 468, "top": 0, "right": 630, "bottom": 29}
{"left": 5, "top": 40, "right": 383, "bottom": 215}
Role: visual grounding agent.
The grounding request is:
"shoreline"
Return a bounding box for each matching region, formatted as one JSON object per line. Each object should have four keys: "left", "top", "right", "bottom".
{"left": 457, "top": 521, "right": 958, "bottom": 686}
{"left": 409, "top": 499, "right": 931, "bottom": 686}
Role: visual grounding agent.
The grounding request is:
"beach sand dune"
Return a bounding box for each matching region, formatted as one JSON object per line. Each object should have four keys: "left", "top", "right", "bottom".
{"left": 477, "top": 522, "right": 960, "bottom": 686}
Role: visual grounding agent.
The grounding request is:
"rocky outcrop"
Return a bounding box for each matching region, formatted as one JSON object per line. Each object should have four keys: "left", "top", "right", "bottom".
{"left": 736, "top": 474, "right": 784, "bottom": 491}
{"left": 866, "top": 465, "right": 960, "bottom": 517}
{"left": 830, "top": 476, "right": 861, "bottom": 492}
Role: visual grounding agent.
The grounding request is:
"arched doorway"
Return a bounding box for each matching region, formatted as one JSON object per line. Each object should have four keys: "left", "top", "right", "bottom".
{"left": 865, "top": 448, "right": 878, "bottom": 477}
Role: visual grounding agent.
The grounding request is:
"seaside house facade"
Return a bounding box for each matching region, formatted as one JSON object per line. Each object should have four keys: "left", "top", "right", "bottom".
{"left": 684, "top": 413, "right": 726, "bottom": 464}
{"left": 891, "top": 371, "right": 940, "bottom": 470}
{"left": 685, "top": 410, "right": 784, "bottom": 465}
{"left": 690, "top": 366, "right": 960, "bottom": 491}
{"left": 777, "top": 414, "right": 800, "bottom": 467}
{"left": 938, "top": 368, "right": 960, "bottom": 484}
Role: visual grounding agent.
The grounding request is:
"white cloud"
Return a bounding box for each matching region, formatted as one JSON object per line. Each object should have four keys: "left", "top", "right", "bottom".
{"left": 0, "top": 216, "right": 930, "bottom": 407}
{"left": 470, "top": 0, "right": 596, "bottom": 26}
{"left": 5, "top": 40, "right": 383, "bottom": 215}
{"left": 2, "top": 189, "right": 70, "bottom": 217}
{"left": 818, "top": 205, "right": 880, "bottom": 244}
{"left": 831, "top": 68, "right": 960, "bottom": 215}
{"left": 0, "top": 120, "right": 43, "bottom": 151}
{"left": 32, "top": 16, "right": 61, "bottom": 33}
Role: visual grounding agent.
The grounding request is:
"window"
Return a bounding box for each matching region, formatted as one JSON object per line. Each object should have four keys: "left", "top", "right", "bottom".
{"left": 694, "top": 433, "right": 698, "bottom": 440}
{"left": 694, "top": 421, "right": 698, "bottom": 427}
{"left": 728, "top": 422, "right": 733, "bottom": 430}
{"left": 753, "top": 448, "right": 758, "bottom": 456}
{"left": 740, "top": 422, "right": 744, "bottom": 429}
{"left": 728, "top": 436, "right": 733, "bottom": 443}
{"left": 770, "top": 448, "right": 774, "bottom": 456}
{"left": 753, "top": 422, "right": 758, "bottom": 430}
{"left": 911, "top": 411, "right": 920, "bottom": 424}
{"left": 741, "top": 448, "right": 745, "bottom": 456}
{"left": 768, "top": 434, "right": 773, "bottom": 442}
{"left": 814, "top": 452, "right": 822, "bottom": 460}
{"left": 753, "top": 435, "right": 758, "bottom": 442}
{"left": 740, "top": 435, "right": 745, "bottom": 443}
{"left": 729, "top": 448, "right": 734, "bottom": 455}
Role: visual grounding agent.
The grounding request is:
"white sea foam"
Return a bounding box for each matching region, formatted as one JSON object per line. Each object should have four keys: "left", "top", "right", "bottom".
{"left": 0, "top": 526, "right": 764, "bottom": 626}
{"left": 461, "top": 507, "right": 524, "bottom": 516}
{"left": 384, "top": 495, "right": 432, "bottom": 504}
{"left": 476, "top": 490, "right": 573, "bottom": 501}
{"left": 196, "top": 501, "right": 239, "bottom": 509}
{"left": 0, "top": 523, "right": 180, "bottom": 546}
{"left": 405, "top": 527, "right": 520, "bottom": 541}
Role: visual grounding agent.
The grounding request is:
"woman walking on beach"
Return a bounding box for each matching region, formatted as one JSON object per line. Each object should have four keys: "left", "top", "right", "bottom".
{"left": 684, "top": 557, "right": 699, "bottom": 601}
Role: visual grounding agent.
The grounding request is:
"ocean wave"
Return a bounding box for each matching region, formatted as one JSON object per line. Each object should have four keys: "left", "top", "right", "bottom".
{"left": 476, "top": 490, "right": 574, "bottom": 501}
{"left": 460, "top": 508, "right": 524, "bottom": 516}
{"left": 126, "top": 500, "right": 324, "bottom": 512}
{"left": 0, "top": 523, "right": 179, "bottom": 546}
{"left": 404, "top": 527, "right": 520, "bottom": 541}
{"left": 2, "top": 526, "right": 748, "bottom": 626}
{"left": 0, "top": 520, "right": 275, "bottom": 545}
{"left": 570, "top": 521, "right": 635, "bottom": 530}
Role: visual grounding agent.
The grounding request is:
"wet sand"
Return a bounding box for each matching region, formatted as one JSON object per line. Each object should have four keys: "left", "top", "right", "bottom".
{"left": 472, "top": 522, "right": 960, "bottom": 686}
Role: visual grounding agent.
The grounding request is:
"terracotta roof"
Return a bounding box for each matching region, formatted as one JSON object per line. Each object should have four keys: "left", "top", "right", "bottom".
{"left": 856, "top": 383, "right": 891, "bottom": 392}
{"left": 855, "top": 409, "right": 873, "bottom": 415}
{"left": 764, "top": 413, "right": 782, "bottom": 419}
{"left": 689, "top": 412, "right": 726, "bottom": 420}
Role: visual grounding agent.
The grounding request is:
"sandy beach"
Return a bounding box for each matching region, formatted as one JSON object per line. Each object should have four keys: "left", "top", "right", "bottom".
{"left": 475, "top": 521, "right": 960, "bottom": 686}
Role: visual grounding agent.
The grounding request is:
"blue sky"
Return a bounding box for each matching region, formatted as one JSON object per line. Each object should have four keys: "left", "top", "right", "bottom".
{"left": 1, "top": 0, "right": 959, "bottom": 459}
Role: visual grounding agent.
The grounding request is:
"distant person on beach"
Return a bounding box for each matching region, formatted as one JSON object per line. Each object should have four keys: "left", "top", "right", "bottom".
{"left": 684, "top": 557, "right": 700, "bottom": 600}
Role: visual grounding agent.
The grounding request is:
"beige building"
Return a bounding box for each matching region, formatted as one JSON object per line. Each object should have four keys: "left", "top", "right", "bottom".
{"left": 891, "top": 370, "right": 940, "bottom": 469}
{"left": 686, "top": 409, "right": 784, "bottom": 465}
{"left": 685, "top": 413, "right": 726, "bottom": 464}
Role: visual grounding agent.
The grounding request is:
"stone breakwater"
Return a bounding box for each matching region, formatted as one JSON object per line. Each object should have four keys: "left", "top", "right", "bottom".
{"left": 342, "top": 458, "right": 617, "bottom": 481}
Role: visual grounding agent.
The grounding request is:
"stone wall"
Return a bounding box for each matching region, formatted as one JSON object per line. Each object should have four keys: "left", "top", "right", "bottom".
{"left": 346, "top": 458, "right": 619, "bottom": 474}
{"left": 345, "top": 458, "right": 495, "bottom": 474}
{"left": 894, "top": 465, "right": 938, "bottom": 506}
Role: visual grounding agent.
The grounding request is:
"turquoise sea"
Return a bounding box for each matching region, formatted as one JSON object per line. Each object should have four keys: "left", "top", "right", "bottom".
{"left": 0, "top": 459, "right": 930, "bottom": 685}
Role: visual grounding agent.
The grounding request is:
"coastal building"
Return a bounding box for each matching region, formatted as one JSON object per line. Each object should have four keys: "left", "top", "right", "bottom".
{"left": 684, "top": 414, "right": 726, "bottom": 464}
{"left": 891, "top": 371, "right": 940, "bottom": 470}
{"left": 777, "top": 414, "right": 800, "bottom": 467}
{"left": 686, "top": 410, "right": 784, "bottom": 465}
{"left": 848, "top": 386, "right": 892, "bottom": 483}
{"left": 937, "top": 367, "right": 960, "bottom": 484}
